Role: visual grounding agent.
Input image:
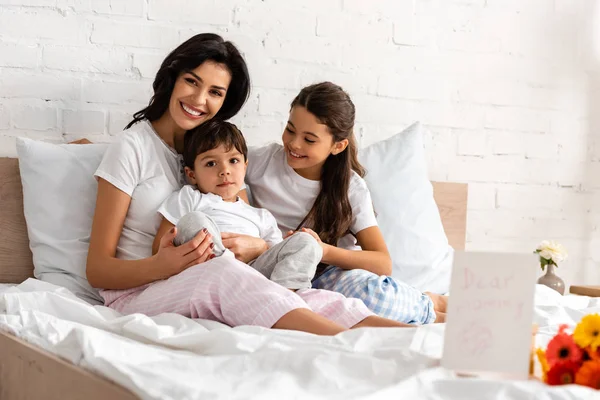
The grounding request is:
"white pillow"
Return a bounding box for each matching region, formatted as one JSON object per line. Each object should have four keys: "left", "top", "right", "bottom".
{"left": 16, "top": 138, "right": 108, "bottom": 304}
{"left": 359, "top": 122, "right": 453, "bottom": 294}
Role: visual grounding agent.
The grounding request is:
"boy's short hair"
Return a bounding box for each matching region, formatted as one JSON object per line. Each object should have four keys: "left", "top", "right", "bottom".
{"left": 183, "top": 119, "right": 248, "bottom": 169}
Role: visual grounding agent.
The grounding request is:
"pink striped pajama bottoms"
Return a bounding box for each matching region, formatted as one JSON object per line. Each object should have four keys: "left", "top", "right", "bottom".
{"left": 100, "top": 255, "right": 373, "bottom": 329}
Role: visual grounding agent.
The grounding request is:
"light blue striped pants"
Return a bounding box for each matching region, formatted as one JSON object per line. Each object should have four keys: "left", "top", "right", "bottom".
{"left": 312, "top": 266, "right": 436, "bottom": 325}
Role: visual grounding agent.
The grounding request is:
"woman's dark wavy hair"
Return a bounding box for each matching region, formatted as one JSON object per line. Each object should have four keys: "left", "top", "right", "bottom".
{"left": 293, "top": 82, "right": 365, "bottom": 246}
{"left": 126, "top": 33, "right": 250, "bottom": 129}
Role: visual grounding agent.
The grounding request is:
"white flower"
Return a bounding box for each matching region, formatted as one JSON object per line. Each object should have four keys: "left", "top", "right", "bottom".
{"left": 536, "top": 240, "right": 568, "bottom": 265}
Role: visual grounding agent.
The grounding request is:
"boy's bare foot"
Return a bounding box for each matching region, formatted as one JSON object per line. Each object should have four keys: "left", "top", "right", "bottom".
{"left": 425, "top": 292, "right": 449, "bottom": 313}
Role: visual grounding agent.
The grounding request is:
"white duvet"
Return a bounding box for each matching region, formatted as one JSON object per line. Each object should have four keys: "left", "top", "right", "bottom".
{"left": 1, "top": 279, "right": 599, "bottom": 400}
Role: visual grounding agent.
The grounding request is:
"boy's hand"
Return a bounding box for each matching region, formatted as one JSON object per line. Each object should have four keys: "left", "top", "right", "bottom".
{"left": 221, "top": 232, "right": 268, "bottom": 263}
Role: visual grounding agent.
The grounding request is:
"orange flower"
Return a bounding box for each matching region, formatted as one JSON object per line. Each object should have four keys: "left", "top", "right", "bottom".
{"left": 575, "top": 360, "right": 600, "bottom": 389}
{"left": 546, "top": 361, "right": 580, "bottom": 385}
{"left": 545, "top": 331, "right": 583, "bottom": 366}
{"left": 585, "top": 346, "right": 600, "bottom": 361}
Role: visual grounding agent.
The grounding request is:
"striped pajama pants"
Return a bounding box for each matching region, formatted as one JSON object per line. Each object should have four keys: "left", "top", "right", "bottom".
{"left": 100, "top": 255, "right": 373, "bottom": 329}
{"left": 312, "top": 266, "right": 436, "bottom": 325}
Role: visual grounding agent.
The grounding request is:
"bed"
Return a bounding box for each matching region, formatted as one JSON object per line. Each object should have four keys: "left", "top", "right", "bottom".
{"left": 0, "top": 155, "right": 467, "bottom": 399}
{"left": 1, "top": 155, "right": 597, "bottom": 399}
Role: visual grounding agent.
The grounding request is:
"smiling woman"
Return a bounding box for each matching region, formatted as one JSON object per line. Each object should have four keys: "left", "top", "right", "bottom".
{"left": 87, "top": 33, "right": 252, "bottom": 293}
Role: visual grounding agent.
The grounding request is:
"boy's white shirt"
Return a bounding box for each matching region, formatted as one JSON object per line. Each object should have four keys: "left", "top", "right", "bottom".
{"left": 158, "top": 185, "right": 283, "bottom": 247}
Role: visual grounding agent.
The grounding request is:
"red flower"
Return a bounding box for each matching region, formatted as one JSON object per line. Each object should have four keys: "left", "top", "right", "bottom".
{"left": 546, "top": 332, "right": 583, "bottom": 366}
{"left": 575, "top": 360, "right": 600, "bottom": 389}
{"left": 546, "top": 361, "right": 580, "bottom": 385}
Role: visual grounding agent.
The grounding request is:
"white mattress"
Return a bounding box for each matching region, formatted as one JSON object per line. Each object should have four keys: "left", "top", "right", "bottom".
{"left": 0, "top": 278, "right": 598, "bottom": 399}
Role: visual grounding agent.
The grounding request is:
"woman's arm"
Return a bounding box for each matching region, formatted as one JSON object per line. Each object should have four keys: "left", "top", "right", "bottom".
{"left": 294, "top": 226, "right": 392, "bottom": 276}
{"left": 87, "top": 179, "right": 164, "bottom": 289}
{"left": 86, "top": 179, "right": 213, "bottom": 289}
{"left": 153, "top": 218, "right": 175, "bottom": 255}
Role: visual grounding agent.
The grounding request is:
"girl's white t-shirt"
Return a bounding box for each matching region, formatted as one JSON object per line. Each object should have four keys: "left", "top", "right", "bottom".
{"left": 94, "top": 120, "right": 186, "bottom": 260}
{"left": 245, "top": 143, "right": 378, "bottom": 250}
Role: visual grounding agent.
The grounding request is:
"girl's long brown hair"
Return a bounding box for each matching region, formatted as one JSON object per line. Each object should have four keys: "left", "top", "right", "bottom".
{"left": 293, "top": 82, "right": 365, "bottom": 246}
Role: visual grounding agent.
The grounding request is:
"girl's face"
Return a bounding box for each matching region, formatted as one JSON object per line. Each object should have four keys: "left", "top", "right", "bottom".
{"left": 168, "top": 61, "right": 232, "bottom": 132}
{"left": 282, "top": 106, "right": 348, "bottom": 180}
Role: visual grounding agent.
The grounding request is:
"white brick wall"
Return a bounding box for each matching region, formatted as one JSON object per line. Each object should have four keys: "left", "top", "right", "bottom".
{"left": 1, "top": 0, "right": 599, "bottom": 286}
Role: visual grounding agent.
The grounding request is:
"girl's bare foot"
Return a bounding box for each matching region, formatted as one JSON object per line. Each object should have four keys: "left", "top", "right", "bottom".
{"left": 434, "top": 311, "right": 446, "bottom": 323}
{"left": 425, "top": 292, "right": 449, "bottom": 313}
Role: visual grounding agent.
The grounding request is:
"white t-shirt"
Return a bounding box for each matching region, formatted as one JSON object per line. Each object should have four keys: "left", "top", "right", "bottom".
{"left": 95, "top": 120, "right": 186, "bottom": 260}
{"left": 158, "top": 185, "right": 283, "bottom": 246}
{"left": 245, "top": 143, "right": 378, "bottom": 250}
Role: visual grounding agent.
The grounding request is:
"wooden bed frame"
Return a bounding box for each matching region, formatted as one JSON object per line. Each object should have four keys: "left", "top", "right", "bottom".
{"left": 0, "top": 157, "right": 467, "bottom": 399}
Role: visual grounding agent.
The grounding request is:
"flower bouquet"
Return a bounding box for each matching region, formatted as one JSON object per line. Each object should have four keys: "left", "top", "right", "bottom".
{"left": 536, "top": 314, "right": 600, "bottom": 389}
{"left": 534, "top": 240, "right": 568, "bottom": 271}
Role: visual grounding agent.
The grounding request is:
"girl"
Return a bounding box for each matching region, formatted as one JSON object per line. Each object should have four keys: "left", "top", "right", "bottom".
{"left": 86, "top": 34, "right": 411, "bottom": 335}
{"left": 240, "top": 82, "right": 447, "bottom": 324}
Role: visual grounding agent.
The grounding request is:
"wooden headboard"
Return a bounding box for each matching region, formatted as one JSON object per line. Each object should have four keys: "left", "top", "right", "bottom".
{"left": 0, "top": 157, "right": 468, "bottom": 284}
{"left": 432, "top": 181, "right": 468, "bottom": 251}
{"left": 0, "top": 158, "right": 34, "bottom": 283}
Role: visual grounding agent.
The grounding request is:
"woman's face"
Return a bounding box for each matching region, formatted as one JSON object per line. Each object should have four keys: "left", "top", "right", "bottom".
{"left": 168, "top": 61, "right": 232, "bottom": 132}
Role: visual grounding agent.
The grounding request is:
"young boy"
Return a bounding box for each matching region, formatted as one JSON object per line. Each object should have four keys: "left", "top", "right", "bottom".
{"left": 153, "top": 119, "right": 322, "bottom": 290}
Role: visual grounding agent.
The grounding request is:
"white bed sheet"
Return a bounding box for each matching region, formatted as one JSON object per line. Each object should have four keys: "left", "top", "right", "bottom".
{"left": 0, "top": 283, "right": 15, "bottom": 295}
{"left": 0, "top": 279, "right": 598, "bottom": 400}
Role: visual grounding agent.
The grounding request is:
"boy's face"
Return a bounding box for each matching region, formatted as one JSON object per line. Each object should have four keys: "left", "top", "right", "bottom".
{"left": 185, "top": 144, "right": 247, "bottom": 202}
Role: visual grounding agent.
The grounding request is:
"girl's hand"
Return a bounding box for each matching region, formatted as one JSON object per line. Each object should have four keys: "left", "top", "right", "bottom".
{"left": 153, "top": 227, "right": 214, "bottom": 278}
{"left": 287, "top": 228, "right": 331, "bottom": 259}
{"left": 299, "top": 227, "right": 322, "bottom": 244}
{"left": 221, "top": 233, "right": 268, "bottom": 263}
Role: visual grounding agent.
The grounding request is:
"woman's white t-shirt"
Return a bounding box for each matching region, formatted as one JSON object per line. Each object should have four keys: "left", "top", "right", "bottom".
{"left": 245, "top": 143, "right": 378, "bottom": 250}
{"left": 94, "top": 120, "right": 185, "bottom": 260}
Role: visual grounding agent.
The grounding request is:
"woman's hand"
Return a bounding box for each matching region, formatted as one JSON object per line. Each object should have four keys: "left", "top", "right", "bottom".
{"left": 221, "top": 233, "right": 268, "bottom": 263}
{"left": 285, "top": 228, "right": 331, "bottom": 259}
{"left": 152, "top": 227, "right": 214, "bottom": 278}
